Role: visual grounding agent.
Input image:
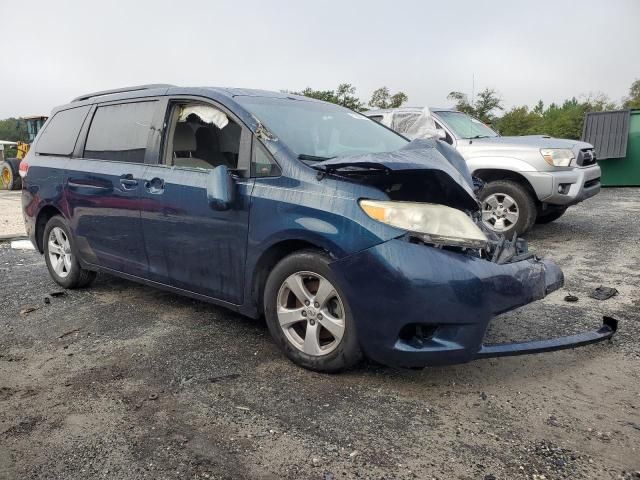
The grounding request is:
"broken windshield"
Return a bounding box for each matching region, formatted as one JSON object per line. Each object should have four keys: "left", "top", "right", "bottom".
{"left": 236, "top": 96, "right": 407, "bottom": 160}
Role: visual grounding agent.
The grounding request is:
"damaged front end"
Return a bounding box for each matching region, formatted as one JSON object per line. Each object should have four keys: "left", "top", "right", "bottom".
{"left": 313, "top": 138, "right": 533, "bottom": 265}
{"left": 313, "top": 138, "right": 477, "bottom": 210}
{"left": 316, "top": 139, "right": 617, "bottom": 367}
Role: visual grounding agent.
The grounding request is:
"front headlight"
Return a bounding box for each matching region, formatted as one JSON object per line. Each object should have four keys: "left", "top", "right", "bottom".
{"left": 359, "top": 200, "right": 488, "bottom": 249}
{"left": 540, "top": 148, "right": 575, "bottom": 167}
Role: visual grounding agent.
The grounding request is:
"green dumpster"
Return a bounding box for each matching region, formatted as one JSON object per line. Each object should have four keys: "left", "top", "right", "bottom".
{"left": 582, "top": 109, "right": 640, "bottom": 186}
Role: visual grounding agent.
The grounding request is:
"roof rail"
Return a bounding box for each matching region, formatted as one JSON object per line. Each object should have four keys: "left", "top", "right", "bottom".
{"left": 71, "top": 84, "right": 175, "bottom": 103}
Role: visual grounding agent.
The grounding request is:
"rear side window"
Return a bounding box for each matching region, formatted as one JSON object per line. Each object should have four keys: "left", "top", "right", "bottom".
{"left": 84, "top": 101, "right": 156, "bottom": 163}
{"left": 391, "top": 112, "right": 421, "bottom": 133}
{"left": 35, "top": 106, "right": 90, "bottom": 156}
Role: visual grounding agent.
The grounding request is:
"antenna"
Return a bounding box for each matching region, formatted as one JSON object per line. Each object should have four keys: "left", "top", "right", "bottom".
{"left": 470, "top": 74, "right": 475, "bottom": 141}
{"left": 471, "top": 74, "right": 475, "bottom": 107}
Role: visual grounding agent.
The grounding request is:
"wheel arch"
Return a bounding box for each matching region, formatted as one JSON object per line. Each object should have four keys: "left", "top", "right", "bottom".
{"left": 473, "top": 169, "right": 538, "bottom": 202}
{"left": 35, "top": 205, "right": 64, "bottom": 253}
{"left": 249, "top": 238, "right": 332, "bottom": 317}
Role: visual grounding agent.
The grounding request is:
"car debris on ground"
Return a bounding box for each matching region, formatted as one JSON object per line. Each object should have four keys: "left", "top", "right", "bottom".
{"left": 589, "top": 285, "right": 619, "bottom": 300}
{"left": 10, "top": 239, "right": 34, "bottom": 250}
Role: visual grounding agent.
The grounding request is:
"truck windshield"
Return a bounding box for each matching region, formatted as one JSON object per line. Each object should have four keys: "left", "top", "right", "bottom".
{"left": 435, "top": 111, "right": 499, "bottom": 139}
{"left": 236, "top": 96, "right": 408, "bottom": 160}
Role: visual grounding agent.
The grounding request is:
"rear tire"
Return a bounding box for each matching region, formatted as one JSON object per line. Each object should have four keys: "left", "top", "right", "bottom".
{"left": 535, "top": 205, "right": 568, "bottom": 224}
{"left": 264, "top": 250, "right": 362, "bottom": 372}
{"left": 479, "top": 180, "right": 536, "bottom": 236}
{"left": 43, "top": 216, "right": 96, "bottom": 289}
{"left": 0, "top": 160, "right": 21, "bottom": 190}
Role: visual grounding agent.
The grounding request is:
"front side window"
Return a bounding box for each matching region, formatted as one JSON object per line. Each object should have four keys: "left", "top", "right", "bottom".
{"left": 251, "top": 140, "right": 280, "bottom": 177}
{"left": 434, "top": 121, "right": 454, "bottom": 145}
{"left": 36, "top": 106, "right": 90, "bottom": 156}
{"left": 236, "top": 96, "right": 407, "bottom": 161}
{"left": 167, "top": 103, "right": 241, "bottom": 170}
{"left": 435, "top": 111, "right": 498, "bottom": 140}
{"left": 84, "top": 101, "right": 156, "bottom": 163}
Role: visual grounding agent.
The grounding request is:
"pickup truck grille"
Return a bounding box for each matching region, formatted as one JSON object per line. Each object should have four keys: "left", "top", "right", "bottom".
{"left": 577, "top": 149, "right": 597, "bottom": 167}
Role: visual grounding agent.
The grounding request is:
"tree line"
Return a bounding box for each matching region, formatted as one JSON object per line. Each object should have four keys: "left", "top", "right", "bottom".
{"left": 0, "top": 117, "right": 30, "bottom": 157}
{"left": 290, "top": 84, "right": 408, "bottom": 111}
{"left": 1, "top": 80, "right": 638, "bottom": 151}
{"left": 292, "top": 79, "right": 640, "bottom": 140}
{"left": 449, "top": 81, "right": 639, "bottom": 140}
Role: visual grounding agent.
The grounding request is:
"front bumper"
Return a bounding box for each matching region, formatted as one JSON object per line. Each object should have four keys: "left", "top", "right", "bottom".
{"left": 330, "top": 239, "right": 615, "bottom": 368}
{"left": 476, "top": 316, "right": 617, "bottom": 358}
{"left": 526, "top": 165, "right": 601, "bottom": 206}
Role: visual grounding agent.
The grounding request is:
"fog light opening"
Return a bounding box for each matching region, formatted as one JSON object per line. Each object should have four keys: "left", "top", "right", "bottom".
{"left": 399, "top": 323, "right": 438, "bottom": 348}
{"left": 558, "top": 183, "right": 571, "bottom": 194}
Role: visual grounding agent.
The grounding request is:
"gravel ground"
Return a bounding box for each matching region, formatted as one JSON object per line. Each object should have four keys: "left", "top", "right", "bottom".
{"left": 0, "top": 188, "right": 639, "bottom": 480}
{"left": 0, "top": 191, "right": 24, "bottom": 239}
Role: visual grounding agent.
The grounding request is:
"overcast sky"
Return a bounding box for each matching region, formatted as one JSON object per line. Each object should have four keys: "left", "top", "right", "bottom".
{"left": 1, "top": 0, "right": 638, "bottom": 118}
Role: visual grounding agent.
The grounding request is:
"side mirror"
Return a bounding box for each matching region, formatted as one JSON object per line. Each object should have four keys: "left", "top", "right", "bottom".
{"left": 436, "top": 128, "right": 447, "bottom": 140}
{"left": 206, "top": 165, "right": 235, "bottom": 211}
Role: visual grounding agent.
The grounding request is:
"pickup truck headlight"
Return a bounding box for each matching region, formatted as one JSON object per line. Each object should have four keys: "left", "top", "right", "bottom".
{"left": 359, "top": 200, "right": 488, "bottom": 249}
{"left": 541, "top": 148, "right": 575, "bottom": 167}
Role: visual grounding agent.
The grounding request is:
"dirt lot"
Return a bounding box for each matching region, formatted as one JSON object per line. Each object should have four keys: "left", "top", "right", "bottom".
{"left": 0, "top": 188, "right": 639, "bottom": 480}
{"left": 0, "top": 191, "right": 25, "bottom": 239}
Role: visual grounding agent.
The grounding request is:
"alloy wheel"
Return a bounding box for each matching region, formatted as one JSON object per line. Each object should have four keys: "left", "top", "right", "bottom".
{"left": 276, "top": 271, "right": 346, "bottom": 356}
{"left": 48, "top": 227, "right": 72, "bottom": 278}
{"left": 482, "top": 193, "right": 520, "bottom": 232}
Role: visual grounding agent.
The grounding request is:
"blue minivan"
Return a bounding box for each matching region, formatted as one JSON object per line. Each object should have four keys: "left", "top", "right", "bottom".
{"left": 20, "top": 85, "right": 616, "bottom": 372}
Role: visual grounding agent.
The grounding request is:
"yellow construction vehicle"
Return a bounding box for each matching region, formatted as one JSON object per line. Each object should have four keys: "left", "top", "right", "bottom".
{"left": 0, "top": 115, "right": 47, "bottom": 190}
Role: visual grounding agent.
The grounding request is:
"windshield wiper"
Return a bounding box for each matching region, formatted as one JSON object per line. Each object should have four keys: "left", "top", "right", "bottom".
{"left": 298, "top": 154, "right": 335, "bottom": 162}
{"left": 467, "top": 135, "right": 490, "bottom": 139}
{"left": 312, "top": 161, "right": 390, "bottom": 174}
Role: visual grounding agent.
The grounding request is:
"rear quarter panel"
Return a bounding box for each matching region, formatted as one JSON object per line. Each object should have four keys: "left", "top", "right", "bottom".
{"left": 22, "top": 153, "right": 71, "bottom": 249}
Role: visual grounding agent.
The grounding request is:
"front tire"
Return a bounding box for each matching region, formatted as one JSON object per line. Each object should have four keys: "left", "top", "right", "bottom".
{"left": 43, "top": 216, "right": 96, "bottom": 289}
{"left": 479, "top": 180, "right": 536, "bottom": 236}
{"left": 264, "top": 250, "right": 362, "bottom": 372}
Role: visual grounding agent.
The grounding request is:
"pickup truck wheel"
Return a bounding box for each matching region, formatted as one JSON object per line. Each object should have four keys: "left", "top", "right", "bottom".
{"left": 264, "top": 250, "right": 362, "bottom": 373}
{"left": 480, "top": 180, "right": 536, "bottom": 236}
{"left": 0, "top": 161, "right": 21, "bottom": 190}
{"left": 535, "top": 205, "right": 568, "bottom": 224}
{"left": 43, "top": 216, "right": 96, "bottom": 289}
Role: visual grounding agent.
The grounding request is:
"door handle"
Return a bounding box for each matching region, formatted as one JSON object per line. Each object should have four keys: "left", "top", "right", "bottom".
{"left": 119, "top": 174, "right": 138, "bottom": 190}
{"left": 145, "top": 177, "right": 165, "bottom": 194}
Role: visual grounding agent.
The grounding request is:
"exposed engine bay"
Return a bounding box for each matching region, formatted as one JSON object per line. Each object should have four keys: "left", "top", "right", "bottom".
{"left": 312, "top": 138, "right": 532, "bottom": 264}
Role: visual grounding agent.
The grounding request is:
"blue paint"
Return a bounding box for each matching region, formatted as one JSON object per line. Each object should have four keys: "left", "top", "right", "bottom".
{"left": 21, "top": 86, "right": 615, "bottom": 368}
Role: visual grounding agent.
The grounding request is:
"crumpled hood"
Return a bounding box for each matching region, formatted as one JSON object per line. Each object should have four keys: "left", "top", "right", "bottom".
{"left": 468, "top": 135, "right": 593, "bottom": 154}
{"left": 313, "top": 139, "right": 479, "bottom": 211}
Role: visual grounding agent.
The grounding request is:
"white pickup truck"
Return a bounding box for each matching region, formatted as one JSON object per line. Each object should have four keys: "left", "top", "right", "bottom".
{"left": 365, "top": 107, "right": 601, "bottom": 235}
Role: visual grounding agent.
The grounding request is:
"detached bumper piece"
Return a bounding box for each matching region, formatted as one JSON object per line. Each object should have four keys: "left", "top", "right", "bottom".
{"left": 476, "top": 316, "right": 618, "bottom": 359}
